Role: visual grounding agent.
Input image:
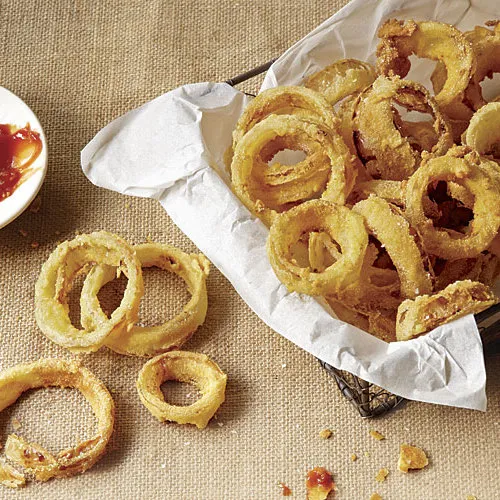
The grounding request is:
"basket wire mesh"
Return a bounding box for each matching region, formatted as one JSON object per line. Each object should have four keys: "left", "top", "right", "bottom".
{"left": 225, "top": 61, "right": 500, "bottom": 418}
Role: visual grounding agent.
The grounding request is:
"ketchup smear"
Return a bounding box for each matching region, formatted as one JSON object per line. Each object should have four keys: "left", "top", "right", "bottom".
{"left": 0, "top": 124, "right": 42, "bottom": 201}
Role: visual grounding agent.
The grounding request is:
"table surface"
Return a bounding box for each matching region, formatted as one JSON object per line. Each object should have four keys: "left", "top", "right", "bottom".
{"left": 0, "top": 1, "right": 498, "bottom": 499}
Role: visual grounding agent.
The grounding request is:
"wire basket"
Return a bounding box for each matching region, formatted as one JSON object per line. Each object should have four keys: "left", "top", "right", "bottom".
{"left": 225, "top": 61, "right": 500, "bottom": 418}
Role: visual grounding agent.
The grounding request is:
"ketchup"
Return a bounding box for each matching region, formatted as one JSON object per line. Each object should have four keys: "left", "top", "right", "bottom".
{"left": 0, "top": 124, "right": 42, "bottom": 200}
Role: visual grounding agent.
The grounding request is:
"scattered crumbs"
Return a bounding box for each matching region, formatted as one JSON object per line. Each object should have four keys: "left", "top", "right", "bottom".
{"left": 125, "top": 202, "right": 131, "bottom": 209}
{"left": 370, "top": 494, "right": 383, "bottom": 500}
{"left": 18, "top": 229, "right": 28, "bottom": 237}
{"left": 397, "top": 444, "right": 429, "bottom": 473}
{"left": 31, "top": 241, "right": 40, "bottom": 249}
{"left": 466, "top": 496, "right": 477, "bottom": 500}
{"left": 29, "top": 196, "right": 42, "bottom": 213}
{"left": 370, "top": 430, "right": 385, "bottom": 441}
{"left": 375, "top": 468, "right": 389, "bottom": 483}
{"left": 364, "top": 451, "right": 370, "bottom": 457}
{"left": 281, "top": 363, "right": 287, "bottom": 368}
{"left": 160, "top": 463, "right": 166, "bottom": 469}
{"left": 217, "top": 422, "right": 224, "bottom": 427}
{"left": 319, "top": 429, "right": 332, "bottom": 440}
{"left": 278, "top": 482, "right": 292, "bottom": 496}
{"left": 12, "top": 418, "right": 21, "bottom": 431}
{"left": 351, "top": 454, "right": 358, "bottom": 462}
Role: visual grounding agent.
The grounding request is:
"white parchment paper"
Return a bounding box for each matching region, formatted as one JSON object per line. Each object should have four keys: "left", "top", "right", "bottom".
{"left": 81, "top": 0, "right": 500, "bottom": 410}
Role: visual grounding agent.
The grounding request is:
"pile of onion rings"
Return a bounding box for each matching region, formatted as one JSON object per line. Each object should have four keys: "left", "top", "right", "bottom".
{"left": 231, "top": 21, "right": 500, "bottom": 342}
{"left": 35, "top": 232, "right": 210, "bottom": 356}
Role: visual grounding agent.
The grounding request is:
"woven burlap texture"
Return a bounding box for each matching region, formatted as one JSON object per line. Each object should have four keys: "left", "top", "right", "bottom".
{"left": 0, "top": 1, "right": 498, "bottom": 498}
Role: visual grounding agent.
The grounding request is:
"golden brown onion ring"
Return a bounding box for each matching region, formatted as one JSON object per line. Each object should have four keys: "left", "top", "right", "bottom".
{"left": 348, "top": 179, "right": 405, "bottom": 207}
{"left": 377, "top": 19, "right": 474, "bottom": 120}
{"left": 267, "top": 200, "right": 368, "bottom": 296}
{"left": 232, "top": 86, "right": 337, "bottom": 148}
{"left": 231, "top": 114, "right": 357, "bottom": 226}
{"left": 137, "top": 351, "right": 227, "bottom": 429}
{"left": 0, "top": 359, "right": 114, "bottom": 483}
{"left": 304, "top": 59, "right": 377, "bottom": 105}
{"left": 405, "top": 149, "right": 500, "bottom": 259}
{"left": 81, "top": 243, "right": 210, "bottom": 357}
{"left": 463, "top": 102, "right": 500, "bottom": 159}
{"left": 353, "top": 76, "right": 452, "bottom": 180}
{"left": 35, "top": 232, "right": 143, "bottom": 353}
{"left": 396, "top": 280, "right": 496, "bottom": 341}
{"left": 353, "top": 196, "right": 433, "bottom": 299}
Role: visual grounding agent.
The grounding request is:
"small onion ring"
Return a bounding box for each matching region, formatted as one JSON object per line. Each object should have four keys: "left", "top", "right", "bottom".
{"left": 267, "top": 200, "right": 368, "bottom": 296}
{"left": 232, "top": 86, "right": 338, "bottom": 148}
{"left": 353, "top": 76, "right": 452, "bottom": 180}
{"left": 136, "top": 351, "right": 227, "bottom": 429}
{"left": 0, "top": 359, "right": 114, "bottom": 482}
{"left": 353, "top": 196, "right": 433, "bottom": 299}
{"left": 405, "top": 149, "right": 500, "bottom": 259}
{"left": 35, "top": 232, "right": 143, "bottom": 353}
{"left": 80, "top": 243, "right": 210, "bottom": 357}
{"left": 396, "top": 280, "right": 496, "bottom": 341}
{"left": 376, "top": 19, "right": 475, "bottom": 120}
{"left": 231, "top": 114, "right": 357, "bottom": 226}
{"left": 304, "top": 59, "right": 377, "bottom": 105}
{"left": 463, "top": 102, "right": 500, "bottom": 159}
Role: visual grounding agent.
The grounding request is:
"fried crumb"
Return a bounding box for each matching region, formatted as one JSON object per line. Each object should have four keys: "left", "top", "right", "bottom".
{"left": 370, "top": 494, "right": 383, "bottom": 500}
{"left": 29, "top": 196, "right": 41, "bottom": 213}
{"left": 278, "top": 482, "right": 292, "bottom": 496}
{"left": 125, "top": 202, "right": 131, "bottom": 209}
{"left": 351, "top": 454, "right": 358, "bottom": 462}
{"left": 18, "top": 229, "right": 28, "bottom": 237}
{"left": 319, "top": 429, "right": 332, "bottom": 440}
{"left": 375, "top": 468, "right": 389, "bottom": 483}
{"left": 370, "top": 430, "right": 385, "bottom": 441}
{"left": 11, "top": 418, "right": 21, "bottom": 431}
{"left": 397, "top": 444, "right": 429, "bottom": 473}
{"left": 30, "top": 241, "right": 39, "bottom": 249}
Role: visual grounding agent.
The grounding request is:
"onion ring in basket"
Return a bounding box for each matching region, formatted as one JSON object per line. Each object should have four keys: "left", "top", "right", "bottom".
{"left": 80, "top": 243, "right": 210, "bottom": 357}
{"left": 304, "top": 59, "right": 377, "bottom": 105}
{"left": 396, "top": 280, "right": 497, "bottom": 341}
{"left": 137, "top": 351, "right": 227, "bottom": 429}
{"left": 0, "top": 359, "right": 114, "bottom": 483}
{"left": 353, "top": 196, "right": 433, "bottom": 299}
{"left": 35, "top": 232, "right": 143, "bottom": 353}
{"left": 377, "top": 19, "right": 475, "bottom": 120}
{"left": 267, "top": 200, "right": 368, "bottom": 296}
{"left": 231, "top": 114, "right": 357, "bottom": 226}
{"left": 463, "top": 102, "right": 500, "bottom": 160}
{"left": 353, "top": 76, "right": 452, "bottom": 180}
{"left": 232, "top": 86, "right": 337, "bottom": 148}
{"left": 405, "top": 149, "right": 500, "bottom": 260}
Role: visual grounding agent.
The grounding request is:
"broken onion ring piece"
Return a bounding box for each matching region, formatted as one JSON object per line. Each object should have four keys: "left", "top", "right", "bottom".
{"left": 35, "top": 231, "right": 143, "bottom": 353}
{"left": 80, "top": 243, "right": 210, "bottom": 357}
{"left": 136, "top": 351, "right": 227, "bottom": 429}
{"left": 0, "top": 359, "right": 114, "bottom": 482}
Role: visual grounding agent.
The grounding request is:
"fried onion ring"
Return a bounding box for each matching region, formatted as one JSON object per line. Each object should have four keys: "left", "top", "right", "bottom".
{"left": 377, "top": 19, "right": 475, "bottom": 120}
{"left": 396, "top": 280, "right": 496, "bottom": 341}
{"left": 80, "top": 243, "right": 210, "bottom": 357}
{"left": 353, "top": 76, "right": 452, "bottom": 180}
{"left": 348, "top": 179, "right": 405, "bottom": 207}
{"left": 267, "top": 200, "right": 368, "bottom": 295}
{"left": 405, "top": 149, "right": 500, "bottom": 259}
{"left": 0, "top": 359, "right": 114, "bottom": 482}
{"left": 35, "top": 231, "right": 143, "bottom": 353}
{"left": 353, "top": 196, "right": 432, "bottom": 299}
{"left": 464, "top": 102, "right": 500, "bottom": 159}
{"left": 232, "top": 86, "right": 337, "bottom": 148}
{"left": 231, "top": 114, "right": 357, "bottom": 226}
{"left": 304, "top": 59, "right": 377, "bottom": 105}
{"left": 136, "top": 351, "right": 227, "bottom": 429}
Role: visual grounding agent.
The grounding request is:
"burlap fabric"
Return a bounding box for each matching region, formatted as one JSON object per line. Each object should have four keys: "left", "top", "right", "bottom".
{"left": 0, "top": 1, "right": 498, "bottom": 498}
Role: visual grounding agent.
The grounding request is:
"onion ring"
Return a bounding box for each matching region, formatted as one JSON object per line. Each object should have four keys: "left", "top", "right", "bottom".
{"left": 304, "top": 59, "right": 377, "bottom": 105}
{"left": 377, "top": 19, "right": 475, "bottom": 120}
{"left": 267, "top": 200, "right": 368, "bottom": 296}
{"left": 136, "top": 351, "right": 227, "bottom": 429}
{"left": 231, "top": 114, "right": 357, "bottom": 226}
{"left": 80, "top": 243, "right": 210, "bottom": 357}
{"left": 348, "top": 179, "right": 405, "bottom": 207}
{"left": 353, "top": 75, "right": 452, "bottom": 180}
{"left": 463, "top": 102, "right": 500, "bottom": 159}
{"left": 0, "top": 359, "right": 114, "bottom": 483}
{"left": 232, "top": 86, "right": 338, "bottom": 148}
{"left": 405, "top": 149, "right": 500, "bottom": 259}
{"left": 35, "top": 232, "right": 143, "bottom": 353}
{"left": 353, "top": 196, "right": 433, "bottom": 299}
{"left": 396, "top": 280, "right": 497, "bottom": 341}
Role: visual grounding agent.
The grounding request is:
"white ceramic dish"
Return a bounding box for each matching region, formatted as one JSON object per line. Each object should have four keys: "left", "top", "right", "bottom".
{"left": 0, "top": 86, "right": 48, "bottom": 230}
